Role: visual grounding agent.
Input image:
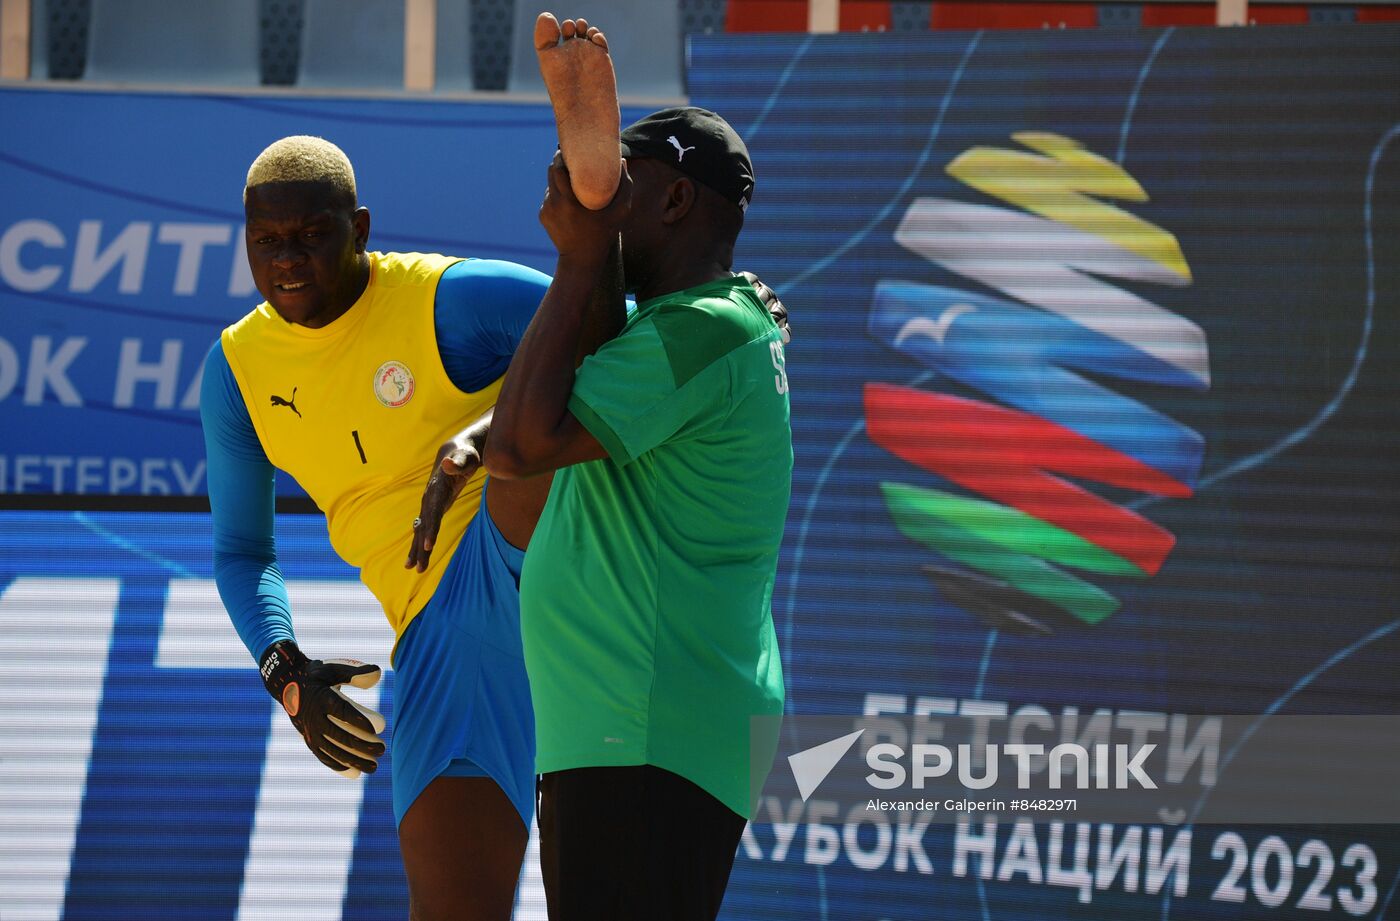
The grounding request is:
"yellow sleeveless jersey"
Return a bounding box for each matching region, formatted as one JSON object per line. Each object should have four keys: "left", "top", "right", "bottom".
{"left": 220, "top": 251, "right": 502, "bottom": 638}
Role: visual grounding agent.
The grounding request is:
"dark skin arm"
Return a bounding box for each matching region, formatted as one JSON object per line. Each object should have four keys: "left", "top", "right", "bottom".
{"left": 484, "top": 159, "right": 632, "bottom": 479}
{"left": 406, "top": 409, "right": 499, "bottom": 571}
{"left": 572, "top": 217, "right": 627, "bottom": 368}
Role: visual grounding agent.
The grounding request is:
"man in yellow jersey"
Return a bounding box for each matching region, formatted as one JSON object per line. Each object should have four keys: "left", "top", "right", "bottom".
{"left": 200, "top": 135, "right": 581, "bottom": 920}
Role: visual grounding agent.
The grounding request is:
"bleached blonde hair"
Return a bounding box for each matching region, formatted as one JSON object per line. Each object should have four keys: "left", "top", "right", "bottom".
{"left": 244, "top": 135, "right": 357, "bottom": 204}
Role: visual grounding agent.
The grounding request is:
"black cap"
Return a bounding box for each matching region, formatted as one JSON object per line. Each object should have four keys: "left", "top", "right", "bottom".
{"left": 619, "top": 107, "right": 754, "bottom": 213}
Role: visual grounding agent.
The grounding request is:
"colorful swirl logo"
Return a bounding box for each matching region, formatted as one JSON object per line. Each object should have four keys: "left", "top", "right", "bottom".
{"left": 867, "top": 132, "right": 1209, "bottom": 634}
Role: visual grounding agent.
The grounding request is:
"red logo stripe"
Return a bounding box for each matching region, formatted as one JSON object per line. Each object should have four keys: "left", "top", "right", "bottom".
{"left": 865, "top": 383, "right": 1188, "bottom": 574}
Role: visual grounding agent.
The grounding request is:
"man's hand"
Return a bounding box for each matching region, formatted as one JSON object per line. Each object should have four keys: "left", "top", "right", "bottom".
{"left": 406, "top": 412, "right": 490, "bottom": 572}
{"left": 740, "top": 271, "right": 791, "bottom": 344}
{"left": 259, "top": 640, "right": 386, "bottom": 778}
{"left": 539, "top": 151, "right": 632, "bottom": 263}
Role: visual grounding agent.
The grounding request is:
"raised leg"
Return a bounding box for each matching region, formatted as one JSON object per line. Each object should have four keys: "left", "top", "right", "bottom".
{"left": 535, "top": 12, "right": 622, "bottom": 210}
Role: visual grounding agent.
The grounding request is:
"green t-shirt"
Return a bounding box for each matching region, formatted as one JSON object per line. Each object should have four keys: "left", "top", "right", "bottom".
{"left": 520, "top": 276, "right": 792, "bottom": 819}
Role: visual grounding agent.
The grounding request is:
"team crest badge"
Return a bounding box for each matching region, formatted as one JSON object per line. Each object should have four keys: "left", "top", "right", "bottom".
{"left": 373, "top": 361, "right": 415, "bottom": 408}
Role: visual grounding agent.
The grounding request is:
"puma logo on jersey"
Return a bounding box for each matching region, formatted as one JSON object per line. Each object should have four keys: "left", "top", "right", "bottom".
{"left": 270, "top": 387, "right": 301, "bottom": 418}
{"left": 667, "top": 135, "right": 697, "bottom": 162}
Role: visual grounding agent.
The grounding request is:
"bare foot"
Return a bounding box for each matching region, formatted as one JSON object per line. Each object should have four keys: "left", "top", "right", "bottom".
{"left": 535, "top": 12, "right": 621, "bottom": 210}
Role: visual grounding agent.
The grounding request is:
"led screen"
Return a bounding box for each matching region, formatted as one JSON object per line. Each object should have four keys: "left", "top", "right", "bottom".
{"left": 691, "top": 21, "right": 1400, "bottom": 920}
{"left": 2, "top": 20, "right": 1399, "bottom": 921}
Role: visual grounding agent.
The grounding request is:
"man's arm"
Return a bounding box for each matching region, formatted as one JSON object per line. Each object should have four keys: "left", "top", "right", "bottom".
{"left": 201, "top": 342, "right": 294, "bottom": 660}
{"left": 201, "top": 343, "right": 385, "bottom": 776}
{"left": 485, "top": 161, "right": 629, "bottom": 479}
{"left": 406, "top": 408, "right": 492, "bottom": 573}
{"left": 574, "top": 240, "right": 626, "bottom": 365}
{"left": 433, "top": 259, "right": 554, "bottom": 394}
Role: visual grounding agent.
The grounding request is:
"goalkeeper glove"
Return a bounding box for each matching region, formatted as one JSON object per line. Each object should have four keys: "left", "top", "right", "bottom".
{"left": 259, "top": 640, "right": 387, "bottom": 778}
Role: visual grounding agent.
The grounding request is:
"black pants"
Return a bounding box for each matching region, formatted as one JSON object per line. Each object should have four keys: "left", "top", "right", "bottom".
{"left": 539, "top": 765, "right": 748, "bottom": 921}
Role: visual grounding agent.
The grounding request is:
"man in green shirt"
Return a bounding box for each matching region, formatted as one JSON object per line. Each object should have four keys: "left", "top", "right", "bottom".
{"left": 487, "top": 105, "right": 792, "bottom": 920}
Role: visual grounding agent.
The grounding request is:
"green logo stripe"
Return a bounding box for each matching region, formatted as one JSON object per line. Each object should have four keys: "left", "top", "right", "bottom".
{"left": 881, "top": 481, "right": 1124, "bottom": 624}
{"left": 882, "top": 481, "right": 1144, "bottom": 577}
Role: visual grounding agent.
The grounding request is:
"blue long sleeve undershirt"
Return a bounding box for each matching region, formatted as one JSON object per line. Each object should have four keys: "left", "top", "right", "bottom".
{"left": 201, "top": 258, "right": 551, "bottom": 663}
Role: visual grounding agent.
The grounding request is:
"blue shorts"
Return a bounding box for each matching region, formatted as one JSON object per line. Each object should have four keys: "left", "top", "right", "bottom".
{"left": 390, "top": 484, "right": 535, "bottom": 829}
